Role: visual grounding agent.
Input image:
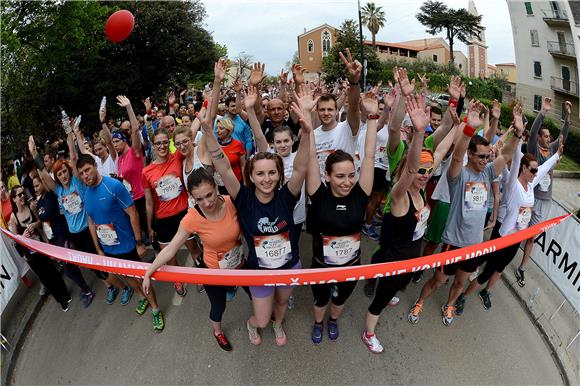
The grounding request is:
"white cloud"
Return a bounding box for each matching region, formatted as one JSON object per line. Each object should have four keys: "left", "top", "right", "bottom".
{"left": 203, "top": 0, "right": 515, "bottom": 74}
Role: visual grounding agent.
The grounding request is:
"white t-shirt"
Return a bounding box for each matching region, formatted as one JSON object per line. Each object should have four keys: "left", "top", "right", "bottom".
{"left": 314, "top": 120, "right": 358, "bottom": 179}
{"left": 354, "top": 123, "right": 390, "bottom": 174}
{"left": 282, "top": 152, "right": 306, "bottom": 224}
{"left": 96, "top": 155, "right": 117, "bottom": 177}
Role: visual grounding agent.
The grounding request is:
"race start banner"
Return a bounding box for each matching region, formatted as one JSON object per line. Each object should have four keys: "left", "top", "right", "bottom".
{"left": 0, "top": 214, "right": 572, "bottom": 287}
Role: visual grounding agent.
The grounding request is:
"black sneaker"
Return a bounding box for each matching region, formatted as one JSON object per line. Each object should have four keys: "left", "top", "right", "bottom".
{"left": 61, "top": 297, "right": 72, "bottom": 312}
{"left": 515, "top": 268, "right": 525, "bottom": 287}
{"left": 455, "top": 293, "right": 466, "bottom": 315}
{"left": 412, "top": 271, "right": 423, "bottom": 284}
{"left": 479, "top": 290, "right": 492, "bottom": 310}
{"left": 364, "top": 279, "right": 376, "bottom": 298}
{"left": 214, "top": 332, "right": 233, "bottom": 351}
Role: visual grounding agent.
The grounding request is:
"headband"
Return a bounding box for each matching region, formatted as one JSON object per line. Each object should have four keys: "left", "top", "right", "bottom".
{"left": 112, "top": 131, "right": 128, "bottom": 143}
{"left": 419, "top": 150, "right": 434, "bottom": 165}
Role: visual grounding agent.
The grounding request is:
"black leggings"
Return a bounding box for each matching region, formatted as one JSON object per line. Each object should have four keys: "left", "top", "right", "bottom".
{"left": 68, "top": 227, "right": 109, "bottom": 280}
{"left": 51, "top": 233, "right": 90, "bottom": 293}
{"left": 311, "top": 258, "right": 360, "bottom": 308}
{"left": 134, "top": 196, "right": 148, "bottom": 235}
{"left": 27, "top": 254, "right": 70, "bottom": 305}
{"left": 477, "top": 242, "right": 520, "bottom": 285}
{"left": 204, "top": 285, "right": 251, "bottom": 323}
{"left": 368, "top": 272, "right": 413, "bottom": 316}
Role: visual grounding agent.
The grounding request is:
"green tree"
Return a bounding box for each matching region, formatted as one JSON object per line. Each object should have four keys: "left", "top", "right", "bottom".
{"left": 321, "top": 19, "right": 381, "bottom": 85}
{"left": 416, "top": 0, "right": 484, "bottom": 64}
{"left": 1, "top": 0, "right": 219, "bottom": 158}
{"left": 361, "top": 2, "right": 386, "bottom": 48}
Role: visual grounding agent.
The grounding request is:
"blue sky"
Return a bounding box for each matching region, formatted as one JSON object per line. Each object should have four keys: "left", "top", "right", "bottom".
{"left": 203, "top": 0, "right": 515, "bottom": 74}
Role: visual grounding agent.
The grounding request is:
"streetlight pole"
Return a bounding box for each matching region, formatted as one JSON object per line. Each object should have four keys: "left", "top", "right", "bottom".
{"left": 357, "top": 0, "right": 366, "bottom": 90}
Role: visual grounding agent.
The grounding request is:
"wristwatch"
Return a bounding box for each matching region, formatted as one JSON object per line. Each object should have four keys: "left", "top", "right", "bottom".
{"left": 367, "top": 114, "right": 380, "bottom": 120}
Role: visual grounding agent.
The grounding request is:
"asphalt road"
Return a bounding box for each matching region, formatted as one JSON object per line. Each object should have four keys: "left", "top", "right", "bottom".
{"left": 11, "top": 232, "right": 563, "bottom": 385}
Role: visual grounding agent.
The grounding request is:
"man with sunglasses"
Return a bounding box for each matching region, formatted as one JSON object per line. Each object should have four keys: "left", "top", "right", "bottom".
{"left": 409, "top": 102, "right": 523, "bottom": 326}
{"left": 516, "top": 98, "right": 570, "bottom": 287}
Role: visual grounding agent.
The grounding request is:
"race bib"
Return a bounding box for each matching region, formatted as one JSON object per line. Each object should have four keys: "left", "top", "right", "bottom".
{"left": 42, "top": 221, "right": 53, "bottom": 240}
{"left": 122, "top": 179, "right": 133, "bottom": 196}
{"left": 96, "top": 224, "right": 120, "bottom": 246}
{"left": 218, "top": 241, "right": 244, "bottom": 270}
{"left": 62, "top": 192, "right": 83, "bottom": 215}
{"left": 412, "top": 205, "right": 431, "bottom": 241}
{"left": 539, "top": 174, "right": 551, "bottom": 192}
{"left": 516, "top": 206, "right": 532, "bottom": 230}
{"left": 322, "top": 233, "right": 361, "bottom": 265}
{"left": 155, "top": 174, "right": 183, "bottom": 201}
{"left": 254, "top": 231, "right": 292, "bottom": 269}
{"left": 464, "top": 182, "right": 487, "bottom": 211}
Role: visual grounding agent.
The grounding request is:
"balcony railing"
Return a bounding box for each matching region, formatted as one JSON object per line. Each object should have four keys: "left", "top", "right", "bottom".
{"left": 542, "top": 8, "right": 569, "bottom": 25}
{"left": 547, "top": 41, "right": 576, "bottom": 58}
{"left": 550, "top": 76, "right": 578, "bottom": 97}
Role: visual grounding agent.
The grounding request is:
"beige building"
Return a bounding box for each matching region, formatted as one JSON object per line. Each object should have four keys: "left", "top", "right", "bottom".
{"left": 297, "top": 24, "right": 337, "bottom": 82}
{"left": 466, "top": 0, "right": 488, "bottom": 78}
{"left": 507, "top": 0, "right": 579, "bottom": 133}
{"left": 495, "top": 63, "right": 517, "bottom": 84}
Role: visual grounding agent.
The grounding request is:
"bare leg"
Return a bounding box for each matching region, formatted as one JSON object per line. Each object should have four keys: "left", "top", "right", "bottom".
{"left": 485, "top": 272, "right": 502, "bottom": 291}
{"left": 249, "top": 293, "right": 275, "bottom": 329}
{"left": 313, "top": 304, "right": 327, "bottom": 323}
{"left": 416, "top": 269, "right": 448, "bottom": 304}
{"left": 329, "top": 303, "right": 345, "bottom": 320}
{"left": 365, "top": 311, "right": 380, "bottom": 335}
{"left": 273, "top": 286, "right": 293, "bottom": 325}
{"left": 446, "top": 270, "right": 470, "bottom": 306}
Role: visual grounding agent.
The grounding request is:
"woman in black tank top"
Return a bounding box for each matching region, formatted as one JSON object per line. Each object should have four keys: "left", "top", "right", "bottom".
{"left": 8, "top": 186, "right": 71, "bottom": 311}
{"left": 362, "top": 93, "right": 433, "bottom": 353}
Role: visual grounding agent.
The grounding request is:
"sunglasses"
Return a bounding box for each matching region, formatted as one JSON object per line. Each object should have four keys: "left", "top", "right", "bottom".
{"left": 418, "top": 167, "right": 433, "bottom": 175}
{"left": 471, "top": 152, "right": 490, "bottom": 160}
{"left": 154, "top": 141, "right": 169, "bottom": 148}
{"left": 529, "top": 167, "right": 538, "bottom": 174}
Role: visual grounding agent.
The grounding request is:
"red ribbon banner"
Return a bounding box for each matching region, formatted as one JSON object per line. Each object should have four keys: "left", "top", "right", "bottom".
{"left": 1, "top": 214, "right": 571, "bottom": 286}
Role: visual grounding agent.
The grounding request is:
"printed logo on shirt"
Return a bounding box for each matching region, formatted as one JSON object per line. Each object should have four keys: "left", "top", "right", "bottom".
{"left": 218, "top": 240, "right": 244, "bottom": 270}
{"left": 335, "top": 204, "right": 347, "bottom": 211}
{"left": 155, "top": 174, "right": 183, "bottom": 201}
{"left": 322, "top": 233, "right": 361, "bottom": 265}
{"left": 62, "top": 191, "right": 83, "bottom": 215}
{"left": 257, "top": 217, "right": 287, "bottom": 234}
{"left": 412, "top": 205, "right": 431, "bottom": 241}
{"left": 516, "top": 206, "right": 532, "bottom": 230}
{"left": 539, "top": 174, "right": 551, "bottom": 192}
{"left": 96, "top": 224, "right": 120, "bottom": 246}
{"left": 464, "top": 182, "right": 487, "bottom": 211}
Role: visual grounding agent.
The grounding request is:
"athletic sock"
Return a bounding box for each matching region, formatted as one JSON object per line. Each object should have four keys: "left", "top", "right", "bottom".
{"left": 364, "top": 331, "right": 374, "bottom": 338}
{"left": 329, "top": 317, "right": 337, "bottom": 322}
{"left": 314, "top": 321, "right": 323, "bottom": 326}
{"left": 151, "top": 308, "right": 160, "bottom": 315}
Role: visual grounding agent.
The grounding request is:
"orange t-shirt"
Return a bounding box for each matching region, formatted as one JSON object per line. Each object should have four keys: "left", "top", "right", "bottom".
{"left": 142, "top": 153, "right": 188, "bottom": 218}
{"left": 179, "top": 195, "right": 244, "bottom": 269}
{"left": 1, "top": 196, "right": 12, "bottom": 229}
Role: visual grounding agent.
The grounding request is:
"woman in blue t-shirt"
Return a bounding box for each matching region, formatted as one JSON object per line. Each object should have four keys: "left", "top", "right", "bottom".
{"left": 199, "top": 60, "right": 313, "bottom": 346}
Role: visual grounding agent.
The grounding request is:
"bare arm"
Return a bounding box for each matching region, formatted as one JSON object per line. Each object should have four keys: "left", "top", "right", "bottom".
{"left": 244, "top": 86, "right": 269, "bottom": 152}
{"left": 117, "top": 96, "right": 142, "bottom": 158}
{"left": 340, "top": 49, "right": 362, "bottom": 135}
{"left": 67, "top": 131, "right": 79, "bottom": 177}
{"left": 494, "top": 104, "right": 525, "bottom": 176}
{"left": 449, "top": 102, "right": 484, "bottom": 180}
{"left": 144, "top": 188, "right": 155, "bottom": 242}
{"left": 528, "top": 97, "right": 551, "bottom": 151}
{"left": 358, "top": 91, "right": 380, "bottom": 196}
{"left": 28, "top": 136, "right": 56, "bottom": 192}
{"left": 287, "top": 99, "right": 312, "bottom": 197}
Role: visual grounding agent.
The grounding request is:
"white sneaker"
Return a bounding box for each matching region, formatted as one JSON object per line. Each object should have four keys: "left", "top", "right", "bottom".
{"left": 388, "top": 296, "right": 400, "bottom": 307}
{"left": 39, "top": 284, "right": 47, "bottom": 296}
{"left": 361, "top": 332, "right": 384, "bottom": 354}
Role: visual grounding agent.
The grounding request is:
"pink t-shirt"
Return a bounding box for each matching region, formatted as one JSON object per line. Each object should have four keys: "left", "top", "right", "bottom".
{"left": 117, "top": 148, "right": 144, "bottom": 200}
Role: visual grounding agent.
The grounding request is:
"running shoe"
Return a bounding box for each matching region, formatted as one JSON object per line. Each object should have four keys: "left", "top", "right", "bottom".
{"left": 287, "top": 295, "right": 295, "bottom": 310}
{"left": 362, "top": 224, "right": 379, "bottom": 241}
{"left": 174, "top": 282, "right": 187, "bottom": 297}
{"left": 479, "top": 289, "right": 492, "bottom": 310}
{"left": 515, "top": 268, "right": 526, "bottom": 287}
{"left": 311, "top": 323, "right": 323, "bottom": 344}
{"left": 364, "top": 279, "right": 376, "bottom": 298}
{"left": 246, "top": 321, "right": 261, "bottom": 346}
{"left": 214, "top": 332, "right": 233, "bottom": 352}
{"left": 328, "top": 319, "right": 339, "bottom": 340}
{"left": 455, "top": 293, "right": 466, "bottom": 316}
{"left": 441, "top": 304, "right": 455, "bottom": 326}
{"left": 136, "top": 298, "right": 150, "bottom": 315}
{"left": 226, "top": 287, "right": 237, "bottom": 302}
{"left": 120, "top": 286, "right": 134, "bottom": 306}
{"left": 106, "top": 286, "right": 119, "bottom": 305}
{"left": 152, "top": 310, "right": 165, "bottom": 332}
{"left": 39, "top": 284, "right": 47, "bottom": 296}
{"left": 388, "top": 296, "right": 400, "bottom": 307}
{"left": 361, "top": 332, "right": 384, "bottom": 354}
{"left": 272, "top": 322, "right": 287, "bottom": 346}
{"left": 411, "top": 271, "right": 423, "bottom": 283}
{"left": 61, "top": 297, "right": 72, "bottom": 312}
{"left": 197, "top": 285, "right": 205, "bottom": 294}
{"left": 408, "top": 301, "right": 423, "bottom": 324}
{"left": 81, "top": 291, "right": 95, "bottom": 308}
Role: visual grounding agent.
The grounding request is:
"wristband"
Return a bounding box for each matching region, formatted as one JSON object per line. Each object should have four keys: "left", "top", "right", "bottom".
{"left": 463, "top": 116, "right": 468, "bottom": 123}
{"left": 146, "top": 109, "right": 152, "bottom": 116}
{"left": 449, "top": 98, "right": 458, "bottom": 108}
{"left": 33, "top": 154, "right": 45, "bottom": 171}
{"left": 348, "top": 79, "right": 358, "bottom": 86}
{"left": 366, "top": 114, "right": 380, "bottom": 120}
{"left": 169, "top": 103, "right": 175, "bottom": 108}
{"left": 514, "top": 133, "right": 522, "bottom": 139}
{"left": 463, "top": 124, "right": 476, "bottom": 137}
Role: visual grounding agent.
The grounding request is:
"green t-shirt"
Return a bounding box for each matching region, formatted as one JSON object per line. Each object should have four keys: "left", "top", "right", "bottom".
{"left": 423, "top": 134, "right": 434, "bottom": 152}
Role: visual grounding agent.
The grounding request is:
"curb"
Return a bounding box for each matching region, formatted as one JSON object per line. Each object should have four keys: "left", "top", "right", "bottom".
{"left": 553, "top": 170, "right": 580, "bottom": 178}
{"left": 500, "top": 274, "right": 571, "bottom": 386}
{"left": 1, "top": 286, "right": 46, "bottom": 386}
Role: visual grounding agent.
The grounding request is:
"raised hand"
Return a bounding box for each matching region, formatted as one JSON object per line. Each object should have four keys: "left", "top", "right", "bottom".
{"left": 449, "top": 106, "right": 460, "bottom": 126}
{"left": 116, "top": 95, "right": 131, "bottom": 108}
{"left": 405, "top": 94, "right": 430, "bottom": 133}
{"left": 198, "top": 97, "right": 213, "bottom": 133}
{"left": 214, "top": 58, "right": 228, "bottom": 82}
{"left": 419, "top": 73, "right": 430, "bottom": 91}
{"left": 249, "top": 62, "right": 266, "bottom": 86}
{"left": 541, "top": 97, "right": 552, "bottom": 114}
{"left": 28, "top": 135, "right": 38, "bottom": 157}
{"left": 384, "top": 87, "right": 397, "bottom": 109}
{"left": 460, "top": 82, "right": 467, "bottom": 98}
{"left": 289, "top": 98, "right": 313, "bottom": 135}
{"left": 396, "top": 67, "right": 415, "bottom": 97}
{"left": 338, "top": 48, "right": 362, "bottom": 84}
{"left": 143, "top": 97, "right": 152, "bottom": 112}
{"left": 180, "top": 89, "right": 187, "bottom": 96}
{"left": 491, "top": 99, "right": 501, "bottom": 120}
{"left": 291, "top": 64, "right": 305, "bottom": 85}
{"left": 168, "top": 91, "right": 176, "bottom": 106}
{"left": 564, "top": 100, "right": 572, "bottom": 117}
{"left": 244, "top": 85, "right": 258, "bottom": 111}
{"left": 294, "top": 84, "right": 320, "bottom": 112}
{"left": 512, "top": 103, "right": 524, "bottom": 137}
{"left": 361, "top": 90, "right": 379, "bottom": 116}
{"left": 448, "top": 75, "right": 461, "bottom": 100}
{"left": 466, "top": 100, "right": 483, "bottom": 128}
{"left": 233, "top": 77, "right": 243, "bottom": 93}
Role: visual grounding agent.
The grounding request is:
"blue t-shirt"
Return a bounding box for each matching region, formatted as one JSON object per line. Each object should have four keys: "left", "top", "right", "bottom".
{"left": 55, "top": 175, "right": 88, "bottom": 234}
{"left": 83, "top": 176, "right": 135, "bottom": 255}
{"left": 234, "top": 184, "right": 299, "bottom": 270}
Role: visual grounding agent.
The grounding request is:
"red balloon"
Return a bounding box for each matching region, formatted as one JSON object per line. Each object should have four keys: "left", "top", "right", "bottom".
{"left": 105, "top": 10, "right": 135, "bottom": 43}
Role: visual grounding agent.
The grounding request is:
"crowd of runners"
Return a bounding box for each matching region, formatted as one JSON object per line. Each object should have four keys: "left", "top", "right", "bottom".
{"left": 0, "top": 51, "right": 570, "bottom": 353}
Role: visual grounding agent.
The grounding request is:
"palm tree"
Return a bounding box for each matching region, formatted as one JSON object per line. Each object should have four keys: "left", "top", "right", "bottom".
{"left": 361, "top": 2, "right": 386, "bottom": 48}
